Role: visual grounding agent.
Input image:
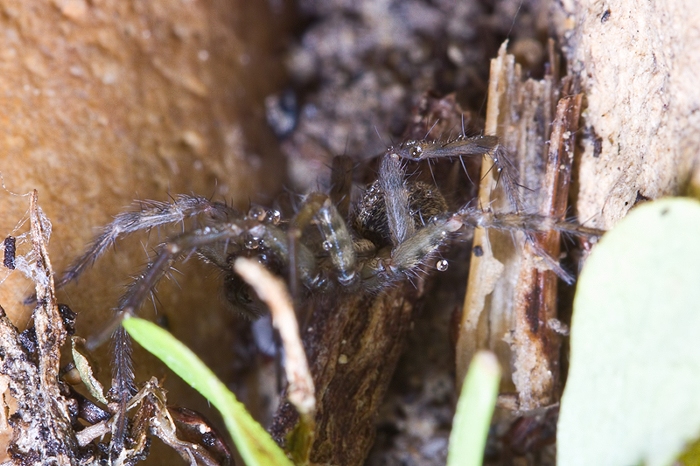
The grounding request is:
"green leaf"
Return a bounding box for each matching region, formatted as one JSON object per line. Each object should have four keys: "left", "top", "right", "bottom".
{"left": 558, "top": 198, "right": 700, "bottom": 466}
{"left": 448, "top": 351, "right": 501, "bottom": 466}
{"left": 123, "top": 317, "right": 293, "bottom": 466}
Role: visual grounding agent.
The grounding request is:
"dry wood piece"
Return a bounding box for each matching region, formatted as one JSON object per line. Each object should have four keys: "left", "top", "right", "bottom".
{"left": 458, "top": 42, "right": 584, "bottom": 411}
{"left": 234, "top": 257, "right": 316, "bottom": 464}
{"left": 510, "top": 88, "right": 582, "bottom": 410}
{"left": 271, "top": 287, "right": 414, "bottom": 465}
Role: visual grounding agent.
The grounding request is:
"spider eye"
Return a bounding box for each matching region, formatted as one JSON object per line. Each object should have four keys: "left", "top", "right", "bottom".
{"left": 244, "top": 234, "right": 261, "bottom": 250}
{"left": 248, "top": 205, "right": 267, "bottom": 221}
{"left": 409, "top": 146, "right": 423, "bottom": 159}
{"left": 266, "top": 209, "right": 281, "bottom": 225}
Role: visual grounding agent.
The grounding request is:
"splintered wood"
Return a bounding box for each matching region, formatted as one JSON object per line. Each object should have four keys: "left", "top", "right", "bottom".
{"left": 0, "top": 192, "right": 76, "bottom": 464}
{"left": 457, "top": 42, "right": 583, "bottom": 411}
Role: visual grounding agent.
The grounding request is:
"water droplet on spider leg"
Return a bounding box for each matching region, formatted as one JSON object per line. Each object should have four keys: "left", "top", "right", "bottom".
{"left": 244, "top": 234, "right": 261, "bottom": 250}
{"left": 267, "top": 209, "right": 281, "bottom": 225}
{"left": 248, "top": 206, "right": 266, "bottom": 222}
{"left": 436, "top": 259, "right": 448, "bottom": 272}
{"left": 409, "top": 145, "right": 423, "bottom": 159}
{"left": 322, "top": 240, "right": 332, "bottom": 251}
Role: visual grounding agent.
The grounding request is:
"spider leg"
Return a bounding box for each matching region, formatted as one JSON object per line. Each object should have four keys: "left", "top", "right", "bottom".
{"left": 389, "top": 135, "right": 524, "bottom": 212}
{"left": 109, "top": 326, "right": 133, "bottom": 460}
{"left": 56, "top": 195, "right": 235, "bottom": 289}
{"left": 290, "top": 192, "right": 356, "bottom": 286}
{"left": 248, "top": 218, "right": 318, "bottom": 287}
{"left": 90, "top": 223, "right": 249, "bottom": 458}
{"left": 359, "top": 216, "right": 462, "bottom": 290}
{"left": 455, "top": 206, "right": 605, "bottom": 238}
{"left": 454, "top": 207, "right": 606, "bottom": 284}
{"left": 378, "top": 153, "right": 414, "bottom": 245}
{"left": 87, "top": 223, "right": 253, "bottom": 352}
{"left": 489, "top": 143, "right": 524, "bottom": 212}
{"left": 387, "top": 216, "right": 462, "bottom": 275}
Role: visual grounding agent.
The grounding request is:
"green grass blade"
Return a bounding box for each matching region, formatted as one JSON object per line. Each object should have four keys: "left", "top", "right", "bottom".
{"left": 448, "top": 350, "right": 501, "bottom": 466}
{"left": 123, "top": 317, "right": 293, "bottom": 466}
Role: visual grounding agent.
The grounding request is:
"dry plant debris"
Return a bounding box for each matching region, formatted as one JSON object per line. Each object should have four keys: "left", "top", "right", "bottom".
{"left": 0, "top": 192, "right": 76, "bottom": 464}
{"left": 0, "top": 194, "right": 231, "bottom": 465}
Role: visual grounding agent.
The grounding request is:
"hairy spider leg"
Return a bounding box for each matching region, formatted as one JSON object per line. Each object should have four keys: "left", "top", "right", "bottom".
{"left": 524, "top": 233, "right": 574, "bottom": 284}
{"left": 389, "top": 135, "right": 603, "bottom": 283}
{"left": 89, "top": 217, "right": 315, "bottom": 458}
{"left": 246, "top": 212, "right": 319, "bottom": 321}
{"left": 56, "top": 195, "right": 235, "bottom": 290}
{"left": 456, "top": 207, "right": 605, "bottom": 237}
{"left": 379, "top": 153, "right": 415, "bottom": 245}
{"left": 110, "top": 327, "right": 132, "bottom": 460}
{"left": 86, "top": 224, "right": 245, "bottom": 458}
{"left": 359, "top": 216, "right": 463, "bottom": 290}
{"left": 454, "top": 207, "right": 606, "bottom": 284}
{"left": 389, "top": 134, "right": 524, "bottom": 212}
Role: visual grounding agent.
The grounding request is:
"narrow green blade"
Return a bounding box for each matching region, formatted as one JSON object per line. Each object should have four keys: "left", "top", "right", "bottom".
{"left": 123, "top": 317, "right": 293, "bottom": 466}
{"left": 448, "top": 351, "right": 501, "bottom": 466}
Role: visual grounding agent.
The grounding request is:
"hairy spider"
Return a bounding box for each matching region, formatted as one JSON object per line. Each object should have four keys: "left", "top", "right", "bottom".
{"left": 55, "top": 133, "right": 602, "bottom": 460}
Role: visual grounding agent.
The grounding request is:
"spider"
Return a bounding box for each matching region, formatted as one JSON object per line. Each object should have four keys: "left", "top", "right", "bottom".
{"left": 54, "top": 132, "right": 602, "bottom": 460}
